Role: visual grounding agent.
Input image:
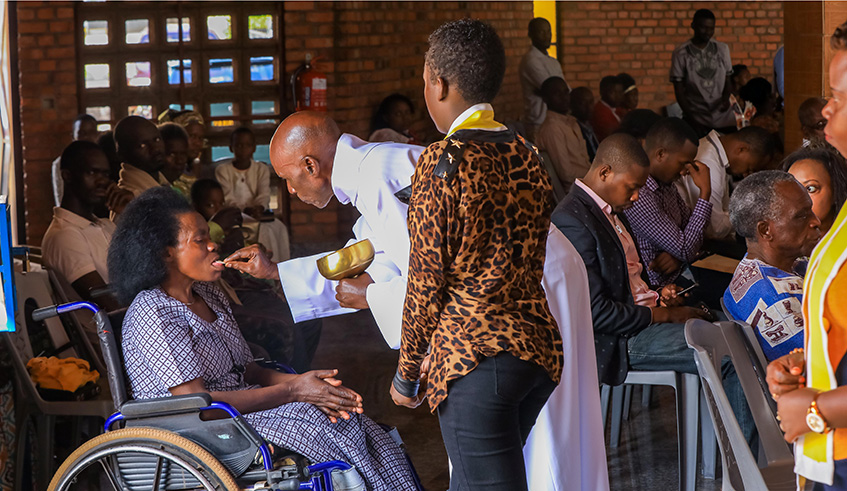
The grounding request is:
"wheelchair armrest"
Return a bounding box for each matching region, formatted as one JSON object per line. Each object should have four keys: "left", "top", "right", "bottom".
{"left": 89, "top": 285, "right": 116, "bottom": 299}
{"left": 255, "top": 359, "right": 297, "bottom": 374}
{"left": 120, "top": 393, "right": 213, "bottom": 418}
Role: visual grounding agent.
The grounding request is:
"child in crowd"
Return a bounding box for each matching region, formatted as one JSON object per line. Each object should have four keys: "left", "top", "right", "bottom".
{"left": 216, "top": 127, "right": 272, "bottom": 218}
{"left": 368, "top": 93, "right": 420, "bottom": 144}
{"left": 158, "top": 122, "right": 194, "bottom": 198}
{"left": 191, "top": 178, "right": 245, "bottom": 257}
{"left": 215, "top": 127, "right": 290, "bottom": 261}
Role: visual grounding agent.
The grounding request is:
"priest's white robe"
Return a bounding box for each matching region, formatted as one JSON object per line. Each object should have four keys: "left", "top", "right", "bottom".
{"left": 276, "top": 134, "right": 422, "bottom": 349}
{"left": 524, "top": 225, "right": 610, "bottom": 491}
{"left": 279, "top": 135, "right": 608, "bottom": 491}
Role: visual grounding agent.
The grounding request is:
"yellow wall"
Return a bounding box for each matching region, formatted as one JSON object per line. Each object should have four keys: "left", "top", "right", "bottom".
{"left": 533, "top": 1, "right": 557, "bottom": 59}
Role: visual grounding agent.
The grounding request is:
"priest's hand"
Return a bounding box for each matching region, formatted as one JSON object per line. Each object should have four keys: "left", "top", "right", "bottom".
{"left": 223, "top": 244, "right": 279, "bottom": 280}
{"left": 336, "top": 273, "right": 374, "bottom": 310}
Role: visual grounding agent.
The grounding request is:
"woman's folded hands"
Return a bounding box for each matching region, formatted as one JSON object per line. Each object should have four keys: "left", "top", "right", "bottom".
{"left": 289, "top": 369, "right": 364, "bottom": 423}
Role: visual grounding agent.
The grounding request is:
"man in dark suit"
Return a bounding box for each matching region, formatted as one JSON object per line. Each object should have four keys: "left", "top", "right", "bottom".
{"left": 552, "top": 133, "right": 754, "bottom": 441}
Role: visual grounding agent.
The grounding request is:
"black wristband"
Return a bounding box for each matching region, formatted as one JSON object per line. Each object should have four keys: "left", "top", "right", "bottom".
{"left": 392, "top": 370, "right": 420, "bottom": 398}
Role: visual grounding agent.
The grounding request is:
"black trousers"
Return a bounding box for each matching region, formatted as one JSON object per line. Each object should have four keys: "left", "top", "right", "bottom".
{"left": 436, "top": 352, "right": 557, "bottom": 491}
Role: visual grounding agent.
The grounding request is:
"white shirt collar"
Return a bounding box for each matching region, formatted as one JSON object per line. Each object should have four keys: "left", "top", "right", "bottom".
{"left": 529, "top": 45, "right": 548, "bottom": 57}
{"left": 446, "top": 103, "right": 495, "bottom": 137}
{"left": 330, "top": 133, "right": 369, "bottom": 205}
{"left": 705, "top": 130, "right": 730, "bottom": 169}
{"left": 574, "top": 179, "right": 613, "bottom": 216}
{"left": 53, "top": 206, "right": 99, "bottom": 228}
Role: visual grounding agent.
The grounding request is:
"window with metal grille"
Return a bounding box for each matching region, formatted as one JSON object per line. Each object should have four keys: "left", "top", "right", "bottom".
{"left": 76, "top": 2, "right": 285, "bottom": 164}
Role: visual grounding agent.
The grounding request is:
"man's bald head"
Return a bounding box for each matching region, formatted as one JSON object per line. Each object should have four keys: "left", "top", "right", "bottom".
{"left": 268, "top": 112, "right": 342, "bottom": 209}
{"left": 270, "top": 112, "right": 341, "bottom": 167}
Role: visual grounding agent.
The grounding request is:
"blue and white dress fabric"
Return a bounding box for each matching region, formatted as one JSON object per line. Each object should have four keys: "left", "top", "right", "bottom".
{"left": 122, "top": 282, "right": 417, "bottom": 491}
{"left": 724, "top": 256, "right": 807, "bottom": 361}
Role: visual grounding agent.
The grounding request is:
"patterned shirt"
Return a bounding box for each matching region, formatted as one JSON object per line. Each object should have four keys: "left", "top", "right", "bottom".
{"left": 723, "top": 256, "right": 806, "bottom": 361}
{"left": 670, "top": 39, "right": 735, "bottom": 128}
{"left": 122, "top": 282, "right": 417, "bottom": 490}
{"left": 624, "top": 175, "right": 712, "bottom": 286}
{"left": 399, "top": 129, "right": 563, "bottom": 411}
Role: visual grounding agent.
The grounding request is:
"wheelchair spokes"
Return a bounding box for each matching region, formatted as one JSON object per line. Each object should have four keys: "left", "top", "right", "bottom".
{"left": 49, "top": 427, "right": 238, "bottom": 491}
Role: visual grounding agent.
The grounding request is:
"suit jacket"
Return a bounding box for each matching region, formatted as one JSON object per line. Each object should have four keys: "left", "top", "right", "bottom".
{"left": 551, "top": 184, "right": 653, "bottom": 385}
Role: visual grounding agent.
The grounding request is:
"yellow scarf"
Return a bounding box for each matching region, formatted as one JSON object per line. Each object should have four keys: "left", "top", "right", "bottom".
{"left": 445, "top": 108, "right": 507, "bottom": 138}
{"left": 797, "top": 203, "right": 847, "bottom": 486}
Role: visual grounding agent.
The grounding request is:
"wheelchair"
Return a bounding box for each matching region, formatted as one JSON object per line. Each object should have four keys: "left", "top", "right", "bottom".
{"left": 34, "top": 301, "right": 423, "bottom": 491}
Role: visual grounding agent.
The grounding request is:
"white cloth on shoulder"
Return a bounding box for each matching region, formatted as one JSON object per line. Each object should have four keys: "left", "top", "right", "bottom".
{"left": 524, "top": 225, "right": 610, "bottom": 491}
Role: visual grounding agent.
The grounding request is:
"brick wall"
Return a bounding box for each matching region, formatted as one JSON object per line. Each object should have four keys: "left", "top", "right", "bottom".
{"left": 558, "top": 1, "right": 784, "bottom": 113}
{"left": 14, "top": 1, "right": 785, "bottom": 245}
{"left": 16, "top": 1, "right": 534, "bottom": 245}
{"left": 283, "top": 1, "right": 534, "bottom": 241}
{"left": 16, "top": 1, "right": 77, "bottom": 245}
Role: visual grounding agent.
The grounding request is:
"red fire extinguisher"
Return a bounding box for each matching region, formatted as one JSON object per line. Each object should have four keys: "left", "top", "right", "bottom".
{"left": 291, "top": 54, "right": 327, "bottom": 112}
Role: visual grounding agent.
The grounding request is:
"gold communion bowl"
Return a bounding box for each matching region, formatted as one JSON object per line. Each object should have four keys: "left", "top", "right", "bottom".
{"left": 316, "top": 238, "right": 376, "bottom": 280}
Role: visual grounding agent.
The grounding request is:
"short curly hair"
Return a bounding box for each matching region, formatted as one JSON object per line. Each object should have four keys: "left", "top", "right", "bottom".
{"left": 108, "top": 187, "right": 193, "bottom": 305}
{"left": 693, "top": 9, "right": 715, "bottom": 24}
{"left": 729, "top": 170, "right": 799, "bottom": 241}
{"left": 832, "top": 19, "right": 847, "bottom": 50}
{"left": 190, "top": 178, "right": 222, "bottom": 207}
{"left": 425, "top": 18, "right": 505, "bottom": 105}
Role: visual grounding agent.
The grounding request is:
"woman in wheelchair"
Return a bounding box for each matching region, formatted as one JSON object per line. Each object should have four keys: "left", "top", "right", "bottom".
{"left": 107, "top": 187, "right": 418, "bottom": 490}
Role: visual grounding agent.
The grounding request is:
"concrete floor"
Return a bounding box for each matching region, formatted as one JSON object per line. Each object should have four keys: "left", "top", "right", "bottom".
{"left": 604, "top": 385, "right": 722, "bottom": 491}
{"left": 310, "top": 308, "right": 724, "bottom": 491}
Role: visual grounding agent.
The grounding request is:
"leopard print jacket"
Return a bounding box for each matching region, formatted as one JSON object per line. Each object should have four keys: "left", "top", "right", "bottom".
{"left": 398, "top": 129, "right": 564, "bottom": 411}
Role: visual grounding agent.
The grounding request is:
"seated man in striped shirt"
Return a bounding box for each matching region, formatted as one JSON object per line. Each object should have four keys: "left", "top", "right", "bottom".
{"left": 624, "top": 118, "right": 712, "bottom": 287}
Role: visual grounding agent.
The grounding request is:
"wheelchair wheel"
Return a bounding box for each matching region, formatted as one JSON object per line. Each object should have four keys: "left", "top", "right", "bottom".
{"left": 48, "top": 427, "right": 239, "bottom": 491}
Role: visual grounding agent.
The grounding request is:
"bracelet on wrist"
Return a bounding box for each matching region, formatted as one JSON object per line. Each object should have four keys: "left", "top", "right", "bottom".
{"left": 790, "top": 348, "right": 805, "bottom": 355}
{"left": 392, "top": 370, "right": 420, "bottom": 398}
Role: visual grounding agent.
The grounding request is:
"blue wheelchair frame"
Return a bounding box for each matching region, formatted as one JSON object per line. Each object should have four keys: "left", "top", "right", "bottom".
{"left": 34, "top": 301, "right": 357, "bottom": 491}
